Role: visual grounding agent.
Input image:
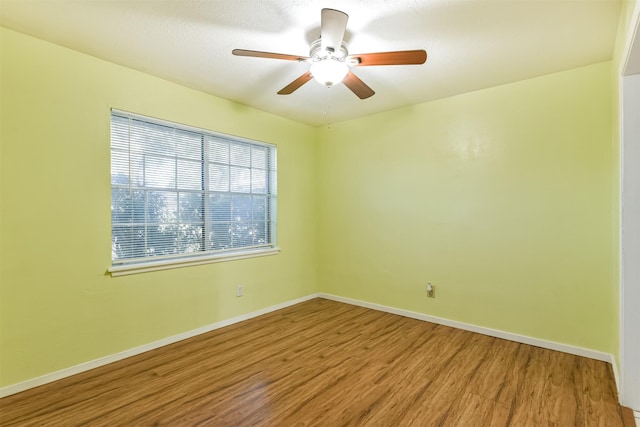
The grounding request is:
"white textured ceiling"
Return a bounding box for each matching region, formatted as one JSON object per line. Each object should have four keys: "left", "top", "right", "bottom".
{"left": 0, "top": 0, "right": 622, "bottom": 126}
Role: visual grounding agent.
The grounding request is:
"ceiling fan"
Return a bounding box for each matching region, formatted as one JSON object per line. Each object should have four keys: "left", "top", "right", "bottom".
{"left": 232, "top": 8, "right": 427, "bottom": 99}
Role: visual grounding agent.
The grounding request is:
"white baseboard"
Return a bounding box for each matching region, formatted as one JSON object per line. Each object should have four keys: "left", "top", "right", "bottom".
{"left": 318, "top": 293, "right": 614, "bottom": 363}
{"left": 0, "top": 293, "right": 319, "bottom": 398}
{"left": 1, "top": 292, "right": 618, "bottom": 402}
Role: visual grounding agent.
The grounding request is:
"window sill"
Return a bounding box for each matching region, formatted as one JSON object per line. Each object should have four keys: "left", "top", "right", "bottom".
{"left": 108, "top": 247, "right": 280, "bottom": 277}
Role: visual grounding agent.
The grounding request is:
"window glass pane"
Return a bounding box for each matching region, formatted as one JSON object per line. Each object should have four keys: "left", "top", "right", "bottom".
{"left": 175, "top": 130, "right": 201, "bottom": 160}
{"left": 231, "top": 221, "right": 253, "bottom": 247}
{"left": 251, "top": 196, "right": 266, "bottom": 220}
{"left": 147, "top": 224, "right": 177, "bottom": 257}
{"left": 111, "top": 189, "right": 146, "bottom": 225}
{"left": 128, "top": 152, "right": 144, "bottom": 187}
{"left": 178, "top": 224, "right": 203, "bottom": 253}
{"left": 177, "top": 159, "right": 202, "bottom": 190}
{"left": 111, "top": 189, "right": 131, "bottom": 223}
{"left": 209, "top": 222, "right": 231, "bottom": 251}
{"left": 146, "top": 191, "right": 177, "bottom": 224}
{"left": 230, "top": 143, "right": 250, "bottom": 167}
{"left": 208, "top": 138, "right": 229, "bottom": 163}
{"left": 254, "top": 221, "right": 267, "bottom": 245}
{"left": 110, "top": 116, "right": 130, "bottom": 151}
{"left": 210, "top": 194, "right": 231, "bottom": 222}
{"left": 251, "top": 169, "right": 266, "bottom": 194}
{"left": 251, "top": 146, "right": 267, "bottom": 169}
{"left": 179, "top": 193, "right": 203, "bottom": 223}
{"left": 209, "top": 164, "right": 229, "bottom": 192}
{"left": 231, "top": 195, "right": 252, "bottom": 222}
{"left": 111, "top": 151, "right": 130, "bottom": 186}
{"left": 112, "top": 225, "right": 146, "bottom": 260}
{"left": 145, "top": 155, "right": 176, "bottom": 189}
{"left": 142, "top": 121, "right": 175, "bottom": 156}
{"left": 129, "top": 125, "right": 146, "bottom": 155}
{"left": 230, "top": 166, "right": 250, "bottom": 193}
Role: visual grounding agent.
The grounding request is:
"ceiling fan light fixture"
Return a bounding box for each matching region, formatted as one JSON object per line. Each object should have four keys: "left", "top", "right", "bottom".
{"left": 232, "top": 9, "right": 426, "bottom": 99}
{"left": 310, "top": 57, "right": 349, "bottom": 87}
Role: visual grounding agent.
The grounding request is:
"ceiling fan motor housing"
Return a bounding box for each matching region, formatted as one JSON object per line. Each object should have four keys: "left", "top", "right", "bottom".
{"left": 310, "top": 39, "right": 348, "bottom": 61}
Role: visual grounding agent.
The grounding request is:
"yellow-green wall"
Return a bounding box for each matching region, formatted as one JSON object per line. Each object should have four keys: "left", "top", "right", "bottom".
{"left": 317, "top": 61, "right": 616, "bottom": 354}
{"left": 0, "top": 22, "right": 621, "bottom": 389}
{"left": 0, "top": 27, "right": 318, "bottom": 386}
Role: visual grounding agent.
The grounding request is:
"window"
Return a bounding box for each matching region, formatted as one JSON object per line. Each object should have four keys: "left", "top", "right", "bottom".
{"left": 109, "top": 110, "right": 277, "bottom": 274}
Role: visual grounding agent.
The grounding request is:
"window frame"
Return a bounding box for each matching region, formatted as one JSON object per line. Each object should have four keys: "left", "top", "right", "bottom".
{"left": 108, "top": 109, "right": 279, "bottom": 276}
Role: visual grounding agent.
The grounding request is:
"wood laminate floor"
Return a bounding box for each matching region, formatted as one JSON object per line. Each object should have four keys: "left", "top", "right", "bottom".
{"left": 0, "top": 298, "right": 631, "bottom": 426}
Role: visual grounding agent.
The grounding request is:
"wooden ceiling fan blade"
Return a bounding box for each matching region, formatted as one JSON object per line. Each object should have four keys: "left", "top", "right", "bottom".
{"left": 320, "top": 8, "right": 348, "bottom": 52}
{"left": 232, "top": 49, "right": 309, "bottom": 62}
{"left": 343, "top": 71, "right": 375, "bottom": 99}
{"left": 348, "top": 50, "right": 427, "bottom": 66}
{"left": 277, "top": 71, "right": 314, "bottom": 95}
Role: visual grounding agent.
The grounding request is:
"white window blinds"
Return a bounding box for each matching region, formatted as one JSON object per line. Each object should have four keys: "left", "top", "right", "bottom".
{"left": 110, "top": 110, "right": 277, "bottom": 265}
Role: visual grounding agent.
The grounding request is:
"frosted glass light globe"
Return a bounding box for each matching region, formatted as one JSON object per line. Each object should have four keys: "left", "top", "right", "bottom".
{"left": 310, "top": 58, "right": 349, "bottom": 87}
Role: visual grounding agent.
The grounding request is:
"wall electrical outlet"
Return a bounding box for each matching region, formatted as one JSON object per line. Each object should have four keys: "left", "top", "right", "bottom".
{"left": 236, "top": 285, "right": 244, "bottom": 297}
{"left": 426, "top": 283, "right": 436, "bottom": 298}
